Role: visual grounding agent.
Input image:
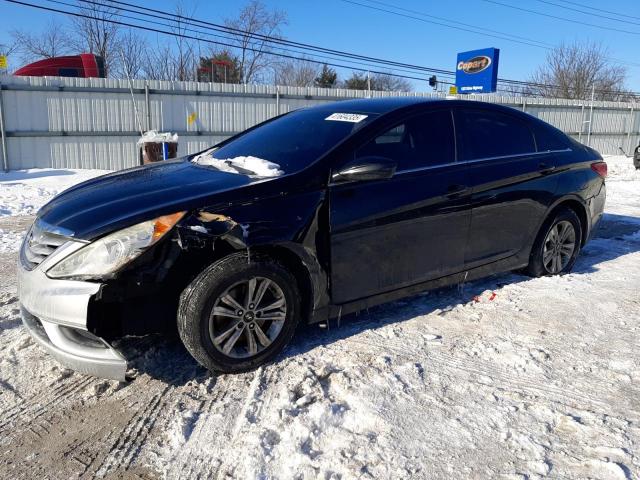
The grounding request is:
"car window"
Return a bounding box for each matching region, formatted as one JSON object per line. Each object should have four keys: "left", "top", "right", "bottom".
{"left": 533, "top": 122, "right": 570, "bottom": 151}
{"left": 455, "top": 108, "right": 536, "bottom": 161}
{"left": 198, "top": 109, "right": 378, "bottom": 175}
{"left": 355, "top": 109, "right": 455, "bottom": 171}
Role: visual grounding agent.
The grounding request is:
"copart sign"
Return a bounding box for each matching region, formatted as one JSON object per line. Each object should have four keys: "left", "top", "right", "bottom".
{"left": 455, "top": 48, "right": 500, "bottom": 94}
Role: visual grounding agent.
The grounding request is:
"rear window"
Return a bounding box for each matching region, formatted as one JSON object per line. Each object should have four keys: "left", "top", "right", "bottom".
{"left": 455, "top": 108, "right": 536, "bottom": 161}
{"left": 533, "top": 123, "right": 570, "bottom": 152}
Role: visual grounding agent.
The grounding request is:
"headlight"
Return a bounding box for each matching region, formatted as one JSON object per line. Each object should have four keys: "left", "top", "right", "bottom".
{"left": 47, "top": 212, "right": 185, "bottom": 279}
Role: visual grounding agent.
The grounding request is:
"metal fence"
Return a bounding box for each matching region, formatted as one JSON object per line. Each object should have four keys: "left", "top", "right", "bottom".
{"left": 1, "top": 75, "right": 639, "bottom": 171}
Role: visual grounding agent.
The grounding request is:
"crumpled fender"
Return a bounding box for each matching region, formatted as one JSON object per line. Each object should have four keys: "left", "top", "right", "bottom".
{"left": 175, "top": 189, "right": 330, "bottom": 323}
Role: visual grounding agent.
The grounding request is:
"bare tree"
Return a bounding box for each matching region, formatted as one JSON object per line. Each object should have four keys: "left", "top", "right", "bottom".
{"left": 370, "top": 72, "right": 412, "bottom": 92}
{"left": 111, "top": 29, "right": 148, "bottom": 79}
{"left": 0, "top": 38, "right": 20, "bottom": 58}
{"left": 11, "top": 21, "right": 72, "bottom": 62}
{"left": 224, "top": 0, "right": 288, "bottom": 83}
{"left": 69, "top": 1, "right": 121, "bottom": 76}
{"left": 274, "top": 58, "right": 319, "bottom": 87}
{"left": 527, "top": 42, "right": 628, "bottom": 101}
{"left": 343, "top": 71, "right": 412, "bottom": 92}
{"left": 141, "top": 40, "right": 176, "bottom": 81}
{"left": 169, "top": 3, "right": 198, "bottom": 81}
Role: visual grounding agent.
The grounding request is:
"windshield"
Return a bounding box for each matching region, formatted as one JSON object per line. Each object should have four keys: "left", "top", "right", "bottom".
{"left": 192, "top": 108, "right": 377, "bottom": 176}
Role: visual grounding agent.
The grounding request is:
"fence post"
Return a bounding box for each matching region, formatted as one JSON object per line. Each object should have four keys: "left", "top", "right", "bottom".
{"left": 586, "top": 85, "right": 595, "bottom": 147}
{"left": 627, "top": 106, "right": 635, "bottom": 156}
{"left": 0, "top": 79, "right": 8, "bottom": 172}
{"left": 578, "top": 103, "right": 585, "bottom": 143}
{"left": 276, "top": 86, "right": 280, "bottom": 115}
{"left": 145, "top": 82, "right": 151, "bottom": 131}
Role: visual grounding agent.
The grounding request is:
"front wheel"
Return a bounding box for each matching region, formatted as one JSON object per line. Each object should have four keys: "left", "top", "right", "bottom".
{"left": 525, "top": 207, "right": 582, "bottom": 277}
{"left": 178, "top": 253, "right": 301, "bottom": 373}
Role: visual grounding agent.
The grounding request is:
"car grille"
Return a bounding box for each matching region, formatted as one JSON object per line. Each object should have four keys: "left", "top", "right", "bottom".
{"left": 21, "top": 220, "right": 72, "bottom": 270}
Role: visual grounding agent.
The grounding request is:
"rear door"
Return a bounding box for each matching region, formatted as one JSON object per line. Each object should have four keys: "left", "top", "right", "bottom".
{"left": 454, "top": 107, "right": 560, "bottom": 268}
{"left": 329, "top": 108, "right": 472, "bottom": 304}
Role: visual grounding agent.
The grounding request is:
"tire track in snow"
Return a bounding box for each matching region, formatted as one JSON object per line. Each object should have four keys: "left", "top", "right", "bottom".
{"left": 161, "top": 370, "right": 271, "bottom": 480}
{"left": 335, "top": 333, "right": 638, "bottom": 423}
{"left": 95, "top": 383, "right": 172, "bottom": 477}
{"left": 0, "top": 375, "right": 96, "bottom": 437}
{"left": 214, "top": 366, "right": 282, "bottom": 479}
{"left": 167, "top": 374, "right": 251, "bottom": 480}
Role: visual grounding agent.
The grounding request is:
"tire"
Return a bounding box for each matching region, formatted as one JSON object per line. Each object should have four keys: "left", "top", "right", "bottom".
{"left": 525, "top": 207, "right": 582, "bottom": 277}
{"left": 178, "top": 252, "right": 301, "bottom": 373}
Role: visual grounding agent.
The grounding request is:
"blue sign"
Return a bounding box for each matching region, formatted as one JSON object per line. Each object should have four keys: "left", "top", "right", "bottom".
{"left": 455, "top": 48, "right": 500, "bottom": 94}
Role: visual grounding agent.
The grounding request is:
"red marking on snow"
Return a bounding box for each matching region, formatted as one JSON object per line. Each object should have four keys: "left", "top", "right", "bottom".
{"left": 489, "top": 292, "right": 497, "bottom": 301}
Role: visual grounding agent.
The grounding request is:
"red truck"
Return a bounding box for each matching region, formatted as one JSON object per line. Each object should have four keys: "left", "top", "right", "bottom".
{"left": 14, "top": 53, "right": 105, "bottom": 78}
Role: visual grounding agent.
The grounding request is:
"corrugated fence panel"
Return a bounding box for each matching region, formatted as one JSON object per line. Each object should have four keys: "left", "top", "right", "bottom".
{"left": 1, "top": 75, "right": 639, "bottom": 170}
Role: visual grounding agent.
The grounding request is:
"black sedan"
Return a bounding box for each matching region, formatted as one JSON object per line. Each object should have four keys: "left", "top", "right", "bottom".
{"left": 18, "top": 97, "right": 606, "bottom": 380}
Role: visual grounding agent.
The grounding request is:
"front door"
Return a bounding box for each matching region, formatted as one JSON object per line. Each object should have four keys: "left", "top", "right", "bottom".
{"left": 329, "top": 109, "right": 472, "bottom": 304}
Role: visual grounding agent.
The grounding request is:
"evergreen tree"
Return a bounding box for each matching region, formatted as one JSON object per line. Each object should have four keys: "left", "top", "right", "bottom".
{"left": 314, "top": 64, "right": 338, "bottom": 88}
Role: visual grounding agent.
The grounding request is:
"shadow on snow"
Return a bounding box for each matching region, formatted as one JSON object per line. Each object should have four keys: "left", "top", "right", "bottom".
{"left": 124, "top": 213, "right": 640, "bottom": 386}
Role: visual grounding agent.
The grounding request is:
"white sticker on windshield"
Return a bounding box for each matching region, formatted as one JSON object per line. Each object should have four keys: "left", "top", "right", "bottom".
{"left": 325, "top": 113, "right": 368, "bottom": 123}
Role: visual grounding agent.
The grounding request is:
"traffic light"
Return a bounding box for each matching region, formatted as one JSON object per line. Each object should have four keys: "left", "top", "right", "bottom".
{"left": 428, "top": 75, "right": 437, "bottom": 90}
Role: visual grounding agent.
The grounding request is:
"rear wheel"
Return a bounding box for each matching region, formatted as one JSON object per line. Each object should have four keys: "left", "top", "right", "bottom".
{"left": 178, "top": 253, "right": 300, "bottom": 373}
{"left": 526, "top": 207, "right": 582, "bottom": 277}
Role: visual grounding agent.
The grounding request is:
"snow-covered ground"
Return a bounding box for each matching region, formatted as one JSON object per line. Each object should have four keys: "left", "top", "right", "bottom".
{"left": 0, "top": 169, "right": 110, "bottom": 253}
{"left": 0, "top": 157, "right": 639, "bottom": 479}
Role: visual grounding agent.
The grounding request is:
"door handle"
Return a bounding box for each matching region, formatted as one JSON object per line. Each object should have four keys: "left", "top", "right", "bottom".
{"left": 446, "top": 184, "right": 469, "bottom": 198}
{"left": 539, "top": 162, "right": 556, "bottom": 175}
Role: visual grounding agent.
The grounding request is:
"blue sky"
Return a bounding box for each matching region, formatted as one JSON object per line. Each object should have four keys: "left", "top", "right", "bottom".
{"left": 1, "top": 0, "right": 639, "bottom": 91}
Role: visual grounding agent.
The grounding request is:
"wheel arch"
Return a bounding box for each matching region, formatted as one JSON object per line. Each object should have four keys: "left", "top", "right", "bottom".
{"left": 249, "top": 244, "right": 326, "bottom": 323}
{"left": 543, "top": 196, "right": 589, "bottom": 246}
{"left": 207, "top": 240, "right": 328, "bottom": 326}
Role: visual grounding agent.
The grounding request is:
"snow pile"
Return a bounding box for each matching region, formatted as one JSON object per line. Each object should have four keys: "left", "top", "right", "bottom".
{"left": 604, "top": 155, "right": 639, "bottom": 181}
{"left": 0, "top": 169, "right": 110, "bottom": 217}
{"left": 137, "top": 130, "right": 178, "bottom": 145}
{"left": 193, "top": 153, "right": 283, "bottom": 177}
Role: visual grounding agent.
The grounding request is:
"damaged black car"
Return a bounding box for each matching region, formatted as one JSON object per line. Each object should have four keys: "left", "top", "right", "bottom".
{"left": 17, "top": 97, "right": 606, "bottom": 380}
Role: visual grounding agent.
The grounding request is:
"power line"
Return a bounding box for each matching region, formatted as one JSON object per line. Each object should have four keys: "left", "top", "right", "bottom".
{"left": 482, "top": 0, "right": 640, "bottom": 36}
{"left": 4, "top": 0, "right": 444, "bottom": 86}
{"left": 343, "top": 0, "right": 640, "bottom": 70}
{"left": 92, "top": 0, "right": 640, "bottom": 96}
{"left": 553, "top": 0, "right": 640, "bottom": 22}
{"left": 99, "top": 0, "right": 458, "bottom": 78}
{"left": 531, "top": 0, "right": 640, "bottom": 27}
{"left": 47, "top": 0, "right": 455, "bottom": 82}
{"left": 343, "top": 0, "right": 555, "bottom": 48}
{"left": 4, "top": 0, "right": 639, "bottom": 99}
{"left": 339, "top": 0, "right": 552, "bottom": 50}
{"left": 93, "top": 0, "right": 640, "bottom": 94}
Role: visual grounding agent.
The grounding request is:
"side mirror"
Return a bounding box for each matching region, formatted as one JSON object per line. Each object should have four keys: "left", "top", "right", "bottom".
{"left": 331, "top": 156, "right": 397, "bottom": 184}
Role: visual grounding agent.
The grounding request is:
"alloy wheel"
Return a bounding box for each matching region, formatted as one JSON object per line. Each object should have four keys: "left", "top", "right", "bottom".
{"left": 542, "top": 220, "right": 576, "bottom": 274}
{"left": 208, "top": 277, "right": 287, "bottom": 359}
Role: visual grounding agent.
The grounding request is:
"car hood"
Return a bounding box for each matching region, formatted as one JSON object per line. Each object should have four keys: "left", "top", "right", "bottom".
{"left": 37, "top": 159, "right": 264, "bottom": 240}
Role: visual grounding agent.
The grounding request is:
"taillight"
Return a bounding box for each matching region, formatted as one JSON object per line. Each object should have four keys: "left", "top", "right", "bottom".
{"left": 591, "top": 161, "right": 607, "bottom": 178}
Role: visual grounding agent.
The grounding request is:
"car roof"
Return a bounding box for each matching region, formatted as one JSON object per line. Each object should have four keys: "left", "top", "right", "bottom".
{"left": 311, "top": 96, "right": 437, "bottom": 115}
{"left": 310, "top": 97, "right": 531, "bottom": 119}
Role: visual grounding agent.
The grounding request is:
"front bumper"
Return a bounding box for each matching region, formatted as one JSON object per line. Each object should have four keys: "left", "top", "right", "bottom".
{"left": 21, "top": 307, "right": 127, "bottom": 381}
{"left": 17, "top": 242, "right": 127, "bottom": 381}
